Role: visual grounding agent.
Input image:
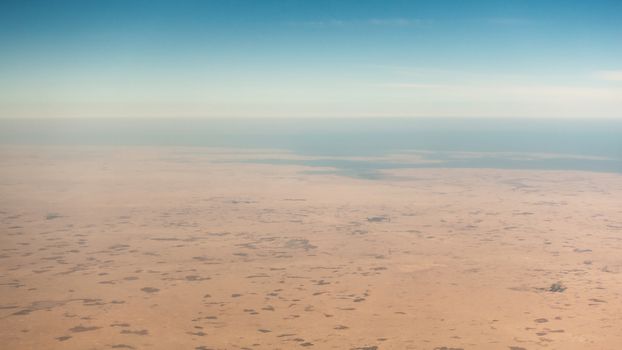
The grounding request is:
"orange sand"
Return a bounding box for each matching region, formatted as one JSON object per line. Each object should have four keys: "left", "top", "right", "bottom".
{"left": 1, "top": 146, "right": 621, "bottom": 350}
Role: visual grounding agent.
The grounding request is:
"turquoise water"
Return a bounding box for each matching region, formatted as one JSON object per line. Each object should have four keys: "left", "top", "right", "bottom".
{"left": 1, "top": 118, "right": 621, "bottom": 176}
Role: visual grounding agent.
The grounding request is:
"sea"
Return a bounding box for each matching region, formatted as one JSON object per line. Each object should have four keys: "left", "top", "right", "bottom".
{"left": 1, "top": 118, "right": 620, "bottom": 178}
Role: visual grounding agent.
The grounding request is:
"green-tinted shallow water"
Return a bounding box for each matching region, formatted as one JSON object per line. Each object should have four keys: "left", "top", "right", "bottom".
{"left": 1, "top": 118, "right": 621, "bottom": 177}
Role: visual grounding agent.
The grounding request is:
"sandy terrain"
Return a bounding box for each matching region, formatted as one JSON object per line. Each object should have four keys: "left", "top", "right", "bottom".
{"left": 1, "top": 146, "right": 622, "bottom": 350}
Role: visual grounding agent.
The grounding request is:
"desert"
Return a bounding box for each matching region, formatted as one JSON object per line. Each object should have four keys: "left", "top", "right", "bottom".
{"left": 1, "top": 146, "right": 621, "bottom": 349}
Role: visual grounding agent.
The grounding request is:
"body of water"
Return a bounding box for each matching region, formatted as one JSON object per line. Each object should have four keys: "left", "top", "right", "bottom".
{"left": 1, "top": 118, "right": 621, "bottom": 176}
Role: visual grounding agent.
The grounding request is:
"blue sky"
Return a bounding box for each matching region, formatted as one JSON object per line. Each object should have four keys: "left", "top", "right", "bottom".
{"left": 1, "top": 0, "right": 621, "bottom": 118}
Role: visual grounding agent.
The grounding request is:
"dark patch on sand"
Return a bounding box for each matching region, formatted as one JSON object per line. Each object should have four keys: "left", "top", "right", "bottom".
{"left": 120, "top": 329, "right": 149, "bottom": 335}
{"left": 548, "top": 282, "right": 566, "bottom": 293}
{"left": 69, "top": 325, "right": 101, "bottom": 333}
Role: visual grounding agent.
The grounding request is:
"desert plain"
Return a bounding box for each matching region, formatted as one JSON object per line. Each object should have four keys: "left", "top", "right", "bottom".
{"left": 1, "top": 146, "right": 622, "bottom": 350}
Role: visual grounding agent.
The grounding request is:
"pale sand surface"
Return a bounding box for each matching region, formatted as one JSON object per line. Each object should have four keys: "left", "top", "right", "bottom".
{"left": 1, "top": 146, "right": 622, "bottom": 350}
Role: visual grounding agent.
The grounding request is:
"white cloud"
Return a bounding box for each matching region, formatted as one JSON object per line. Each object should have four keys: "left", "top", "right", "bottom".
{"left": 289, "top": 18, "right": 428, "bottom": 28}
{"left": 377, "top": 83, "right": 449, "bottom": 89}
{"left": 486, "top": 18, "right": 531, "bottom": 25}
{"left": 594, "top": 70, "right": 622, "bottom": 81}
{"left": 380, "top": 82, "right": 622, "bottom": 100}
{"left": 367, "top": 18, "right": 425, "bottom": 26}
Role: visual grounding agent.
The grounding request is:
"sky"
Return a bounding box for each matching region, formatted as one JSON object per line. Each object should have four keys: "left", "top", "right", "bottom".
{"left": 0, "top": 0, "right": 621, "bottom": 118}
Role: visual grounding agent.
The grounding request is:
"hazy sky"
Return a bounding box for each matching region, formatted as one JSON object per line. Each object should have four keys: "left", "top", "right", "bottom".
{"left": 1, "top": 0, "right": 621, "bottom": 118}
